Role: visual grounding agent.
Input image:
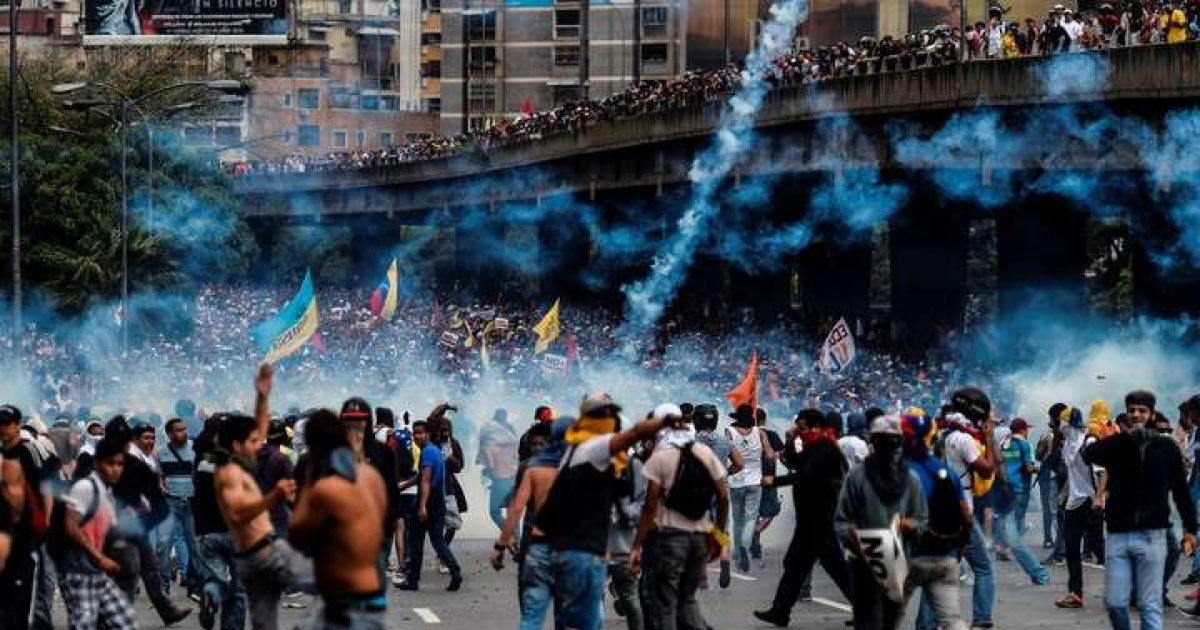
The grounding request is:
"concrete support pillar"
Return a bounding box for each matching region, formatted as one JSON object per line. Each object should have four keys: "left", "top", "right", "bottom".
{"left": 504, "top": 213, "right": 541, "bottom": 298}
{"left": 878, "top": 0, "right": 909, "bottom": 46}
{"left": 868, "top": 221, "right": 892, "bottom": 314}
{"left": 963, "top": 217, "right": 997, "bottom": 333}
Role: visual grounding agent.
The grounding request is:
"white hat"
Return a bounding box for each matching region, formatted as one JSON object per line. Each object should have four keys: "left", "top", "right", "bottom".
{"left": 870, "top": 415, "right": 903, "bottom": 436}
{"left": 652, "top": 403, "right": 683, "bottom": 423}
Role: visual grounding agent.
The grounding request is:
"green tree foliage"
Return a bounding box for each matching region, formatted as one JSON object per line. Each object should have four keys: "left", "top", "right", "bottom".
{"left": 1, "top": 52, "right": 256, "bottom": 315}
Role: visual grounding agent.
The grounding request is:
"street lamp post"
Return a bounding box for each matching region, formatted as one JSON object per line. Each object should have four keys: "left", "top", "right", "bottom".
{"left": 9, "top": 0, "right": 21, "bottom": 352}
{"left": 52, "top": 79, "right": 248, "bottom": 357}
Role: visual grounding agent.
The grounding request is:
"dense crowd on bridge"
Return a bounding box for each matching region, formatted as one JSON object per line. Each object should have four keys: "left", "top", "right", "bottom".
{"left": 224, "top": 1, "right": 1199, "bottom": 178}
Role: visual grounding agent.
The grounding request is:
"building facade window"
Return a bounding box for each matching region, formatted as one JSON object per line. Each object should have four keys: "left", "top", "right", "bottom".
{"left": 641, "top": 7, "right": 668, "bottom": 37}
{"left": 356, "top": 131, "right": 365, "bottom": 147}
{"left": 551, "top": 85, "right": 581, "bottom": 105}
{"left": 554, "top": 8, "right": 579, "bottom": 38}
{"left": 426, "top": 98, "right": 442, "bottom": 114}
{"left": 297, "top": 88, "right": 320, "bottom": 109}
{"left": 298, "top": 125, "right": 321, "bottom": 146}
{"left": 467, "top": 46, "right": 497, "bottom": 73}
{"left": 380, "top": 132, "right": 394, "bottom": 146}
{"left": 332, "top": 130, "right": 347, "bottom": 148}
{"left": 642, "top": 43, "right": 668, "bottom": 64}
{"left": 466, "top": 10, "right": 495, "bottom": 41}
{"left": 282, "top": 93, "right": 293, "bottom": 107}
{"left": 553, "top": 45, "right": 580, "bottom": 66}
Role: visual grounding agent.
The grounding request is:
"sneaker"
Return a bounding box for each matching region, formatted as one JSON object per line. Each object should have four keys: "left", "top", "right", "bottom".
{"left": 1032, "top": 573, "right": 1051, "bottom": 586}
{"left": 719, "top": 560, "right": 731, "bottom": 589}
{"left": 282, "top": 596, "right": 308, "bottom": 610}
{"left": 1044, "top": 556, "right": 1065, "bottom": 566}
{"left": 447, "top": 575, "right": 462, "bottom": 592}
{"left": 187, "top": 592, "right": 202, "bottom": 603}
{"left": 750, "top": 539, "right": 763, "bottom": 560}
{"left": 797, "top": 588, "right": 813, "bottom": 603}
{"left": 1184, "top": 573, "right": 1200, "bottom": 586}
{"left": 1043, "top": 541, "right": 1056, "bottom": 549}
{"left": 392, "top": 574, "right": 408, "bottom": 589}
{"left": 198, "top": 593, "right": 216, "bottom": 630}
{"left": 160, "top": 606, "right": 192, "bottom": 627}
{"left": 753, "top": 609, "right": 790, "bottom": 627}
{"left": 1055, "top": 593, "right": 1084, "bottom": 609}
{"left": 438, "top": 563, "right": 451, "bottom": 575}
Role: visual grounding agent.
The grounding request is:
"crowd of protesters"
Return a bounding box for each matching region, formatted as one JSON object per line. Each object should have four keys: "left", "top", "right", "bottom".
{"left": 224, "top": 1, "right": 1200, "bottom": 178}
{"left": 1, "top": 283, "right": 1200, "bottom": 629}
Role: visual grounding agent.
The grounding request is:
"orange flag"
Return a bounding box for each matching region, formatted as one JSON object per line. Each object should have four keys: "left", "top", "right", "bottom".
{"left": 725, "top": 350, "right": 758, "bottom": 412}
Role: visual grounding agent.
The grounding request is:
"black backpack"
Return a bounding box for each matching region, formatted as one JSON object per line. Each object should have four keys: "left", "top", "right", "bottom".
{"left": 46, "top": 477, "right": 100, "bottom": 563}
{"left": 920, "top": 460, "right": 970, "bottom": 550}
{"left": 665, "top": 443, "right": 717, "bottom": 521}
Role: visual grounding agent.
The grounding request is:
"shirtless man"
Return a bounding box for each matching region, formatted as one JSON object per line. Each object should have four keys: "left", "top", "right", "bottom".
{"left": 493, "top": 420, "right": 559, "bottom": 630}
{"left": 289, "top": 408, "right": 387, "bottom": 630}
{"left": 213, "top": 364, "right": 304, "bottom": 630}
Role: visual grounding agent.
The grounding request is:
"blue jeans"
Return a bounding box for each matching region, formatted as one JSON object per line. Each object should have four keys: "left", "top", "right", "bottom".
{"left": 488, "top": 476, "right": 516, "bottom": 532}
{"left": 1038, "top": 476, "right": 1059, "bottom": 547}
{"left": 551, "top": 550, "right": 606, "bottom": 630}
{"left": 729, "top": 486, "right": 762, "bottom": 552}
{"left": 993, "top": 504, "right": 1049, "bottom": 585}
{"left": 519, "top": 544, "right": 554, "bottom": 630}
{"left": 194, "top": 533, "right": 246, "bottom": 630}
{"left": 405, "top": 506, "right": 461, "bottom": 585}
{"left": 157, "top": 496, "right": 198, "bottom": 594}
{"left": 1105, "top": 529, "right": 1167, "bottom": 630}
{"left": 1191, "top": 485, "right": 1200, "bottom": 575}
{"left": 964, "top": 521, "right": 995, "bottom": 625}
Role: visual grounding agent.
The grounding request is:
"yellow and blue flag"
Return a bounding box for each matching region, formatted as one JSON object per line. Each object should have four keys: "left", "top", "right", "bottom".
{"left": 252, "top": 270, "right": 320, "bottom": 364}
{"left": 369, "top": 258, "right": 399, "bottom": 321}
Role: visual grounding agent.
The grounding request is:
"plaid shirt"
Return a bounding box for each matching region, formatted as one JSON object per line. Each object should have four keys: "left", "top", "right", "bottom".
{"left": 60, "top": 573, "right": 136, "bottom": 630}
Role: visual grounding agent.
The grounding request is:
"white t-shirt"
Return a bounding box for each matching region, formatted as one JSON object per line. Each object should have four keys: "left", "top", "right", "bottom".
{"left": 1063, "top": 426, "right": 1100, "bottom": 510}
{"left": 727, "top": 427, "right": 763, "bottom": 488}
{"left": 838, "top": 435, "right": 869, "bottom": 469}
{"left": 569, "top": 434, "right": 615, "bottom": 472}
{"left": 643, "top": 443, "right": 727, "bottom": 532}
{"left": 944, "top": 431, "right": 981, "bottom": 509}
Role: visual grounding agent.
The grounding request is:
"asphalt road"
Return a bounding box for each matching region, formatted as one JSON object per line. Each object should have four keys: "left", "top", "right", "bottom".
{"left": 65, "top": 507, "right": 1200, "bottom": 629}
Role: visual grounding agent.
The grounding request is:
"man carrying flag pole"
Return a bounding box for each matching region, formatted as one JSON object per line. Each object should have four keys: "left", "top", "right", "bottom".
{"left": 251, "top": 270, "right": 321, "bottom": 364}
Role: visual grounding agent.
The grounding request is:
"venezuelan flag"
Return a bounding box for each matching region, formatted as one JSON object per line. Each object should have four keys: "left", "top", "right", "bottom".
{"left": 369, "top": 258, "right": 399, "bottom": 321}
{"left": 252, "top": 270, "right": 320, "bottom": 364}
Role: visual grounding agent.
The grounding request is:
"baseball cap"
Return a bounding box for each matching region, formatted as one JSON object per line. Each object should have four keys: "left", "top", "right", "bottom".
{"left": 870, "top": 415, "right": 903, "bottom": 436}
{"left": 340, "top": 397, "right": 372, "bottom": 420}
{"left": 1010, "top": 418, "right": 1029, "bottom": 433}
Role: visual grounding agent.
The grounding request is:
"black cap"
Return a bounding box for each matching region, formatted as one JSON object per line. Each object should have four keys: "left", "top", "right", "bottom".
{"left": 951, "top": 387, "right": 991, "bottom": 425}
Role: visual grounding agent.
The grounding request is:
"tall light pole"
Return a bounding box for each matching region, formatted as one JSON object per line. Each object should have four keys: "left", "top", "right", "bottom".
{"left": 9, "top": 0, "right": 21, "bottom": 351}
{"left": 53, "top": 79, "right": 247, "bottom": 357}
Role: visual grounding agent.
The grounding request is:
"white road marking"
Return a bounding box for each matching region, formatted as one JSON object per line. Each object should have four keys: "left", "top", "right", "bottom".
{"left": 811, "top": 597, "right": 853, "bottom": 613}
{"left": 707, "top": 568, "right": 758, "bottom": 581}
{"left": 414, "top": 608, "right": 441, "bottom": 624}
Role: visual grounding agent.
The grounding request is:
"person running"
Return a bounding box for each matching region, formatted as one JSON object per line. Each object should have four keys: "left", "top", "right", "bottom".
{"left": 214, "top": 365, "right": 306, "bottom": 630}
{"left": 158, "top": 416, "right": 199, "bottom": 598}
{"left": 58, "top": 438, "right": 137, "bottom": 630}
{"left": 752, "top": 408, "right": 785, "bottom": 563}
{"left": 401, "top": 418, "right": 462, "bottom": 591}
{"left": 754, "top": 409, "right": 852, "bottom": 627}
{"left": 631, "top": 403, "right": 728, "bottom": 630}
{"left": 479, "top": 408, "right": 520, "bottom": 532}
{"left": 991, "top": 418, "right": 1050, "bottom": 585}
{"left": 290, "top": 409, "right": 388, "bottom": 629}
{"left": 1085, "top": 390, "right": 1197, "bottom": 630}
{"left": 726, "top": 404, "right": 775, "bottom": 573}
{"left": 835, "top": 414, "right": 926, "bottom": 630}
{"left": 534, "top": 393, "right": 667, "bottom": 630}
{"left": 1036, "top": 404, "right": 1066, "bottom": 554}
{"left": 0, "top": 457, "right": 38, "bottom": 629}
{"left": 693, "top": 403, "right": 742, "bottom": 588}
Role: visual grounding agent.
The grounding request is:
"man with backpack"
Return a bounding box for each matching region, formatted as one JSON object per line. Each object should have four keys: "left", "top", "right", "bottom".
{"left": 903, "top": 412, "right": 970, "bottom": 630}
{"left": 991, "top": 419, "right": 1050, "bottom": 586}
{"left": 55, "top": 438, "right": 136, "bottom": 630}
{"left": 631, "top": 404, "right": 728, "bottom": 630}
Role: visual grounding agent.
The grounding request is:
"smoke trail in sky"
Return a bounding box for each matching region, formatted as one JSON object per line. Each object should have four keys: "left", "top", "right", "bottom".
{"left": 620, "top": 0, "right": 809, "bottom": 340}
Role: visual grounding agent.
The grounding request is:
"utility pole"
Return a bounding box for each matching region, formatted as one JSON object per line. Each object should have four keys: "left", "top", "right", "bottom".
{"left": 9, "top": 0, "right": 21, "bottom": 348}
{"left": 579, "top": 0, "right": 588, "bottom": 100}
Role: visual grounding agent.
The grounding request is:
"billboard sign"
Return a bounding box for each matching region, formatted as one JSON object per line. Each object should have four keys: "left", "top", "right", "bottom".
{"left": 84, "top": 0, "right": 288, "bottom": 43}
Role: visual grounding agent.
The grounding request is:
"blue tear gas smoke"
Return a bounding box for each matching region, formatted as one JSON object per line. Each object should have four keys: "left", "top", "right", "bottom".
{"left": 619, "top": 0, "right": 810, "bottom": 340}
